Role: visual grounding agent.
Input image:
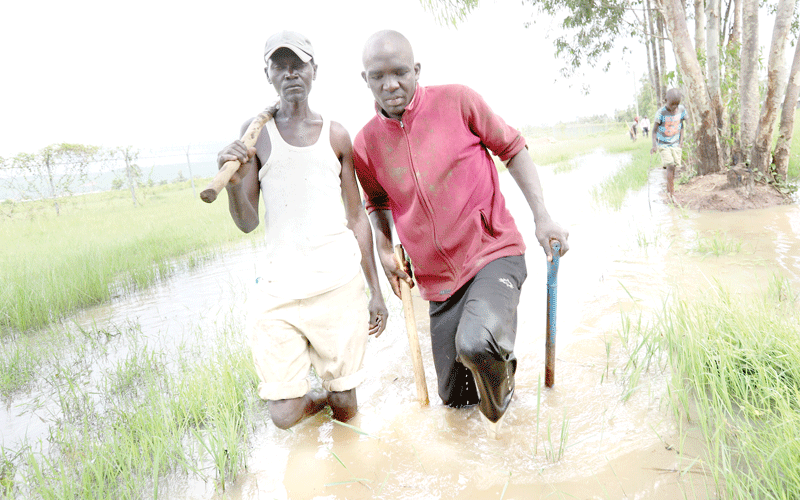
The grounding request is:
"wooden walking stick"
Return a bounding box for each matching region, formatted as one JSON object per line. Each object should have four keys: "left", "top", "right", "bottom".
{"left": 545, "top": 240, "right": 561, "bottom": 388}
{"left": 394, "top": 244, "right": 429, "bottom": 405}
{"left": 200, "top": 105, "right": 276, "bottom": 203}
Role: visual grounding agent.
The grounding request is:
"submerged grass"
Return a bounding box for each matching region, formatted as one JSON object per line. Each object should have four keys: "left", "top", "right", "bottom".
{"left": 591, "top": 140, "right": 653, "bottom": 210}
{"left": 3, "top": 316, "right": 261, "bottom": 499}
{"left": 0, "top": 335, "right": 42, "bottom": 396}
{"left": 693, "top": 230, "right": 745, "bottom": 256}
{"left": 619, "top": 276, "right": 800, "bottom": 499}
{"left": 0, "top": 180, "right": 260, "bottom": 334}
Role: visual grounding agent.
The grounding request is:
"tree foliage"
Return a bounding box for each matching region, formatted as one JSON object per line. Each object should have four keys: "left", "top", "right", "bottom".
{"left": 523, "top": 0, "right": 629, "bottom": 76}
{"left": 419, "top": 0, "right": 480, "bottom": 26}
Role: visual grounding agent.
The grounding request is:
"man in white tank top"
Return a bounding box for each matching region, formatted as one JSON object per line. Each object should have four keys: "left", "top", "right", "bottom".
{"left": 216, "top": 31, "right": 388, "bottom": 429}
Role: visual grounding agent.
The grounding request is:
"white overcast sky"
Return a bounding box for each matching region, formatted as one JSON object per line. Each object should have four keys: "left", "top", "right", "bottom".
{"left": 1, "top": 0, "right": 777, "bottom": 158}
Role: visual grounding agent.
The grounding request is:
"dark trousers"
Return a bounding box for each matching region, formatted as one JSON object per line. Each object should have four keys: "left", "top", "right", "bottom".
{"left": 428, "top": 255, "right": 527, "bottom": 422}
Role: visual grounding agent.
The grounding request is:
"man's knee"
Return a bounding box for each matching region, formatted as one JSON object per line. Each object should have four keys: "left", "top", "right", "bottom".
{"left": 456, "top": 301, "right": 503, "bottom": 369}
{"left": 456, "top": 314, "right": 502, "bottom": 370}
{"left": 456, "top": 331, "right": 493, "bottom": 370}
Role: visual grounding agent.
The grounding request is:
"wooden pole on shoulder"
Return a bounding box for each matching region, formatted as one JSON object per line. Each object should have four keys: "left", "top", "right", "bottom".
{"left": 200, "top": 106, "right": 275, "bottom": 203}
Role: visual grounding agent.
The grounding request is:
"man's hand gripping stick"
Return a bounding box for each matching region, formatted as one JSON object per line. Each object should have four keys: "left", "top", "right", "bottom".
{"left": 200, "top": 107, "right": 276, "bottom": 203}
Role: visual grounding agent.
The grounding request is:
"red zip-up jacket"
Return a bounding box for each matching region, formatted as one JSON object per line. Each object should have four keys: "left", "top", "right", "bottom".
{"left": 353, "top": 84, "right": 527, "bottom": 301}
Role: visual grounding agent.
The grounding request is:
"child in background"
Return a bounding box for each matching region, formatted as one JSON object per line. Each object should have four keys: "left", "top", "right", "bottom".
{"left": 650, "top": 88, "right": 687, "bottom": 197}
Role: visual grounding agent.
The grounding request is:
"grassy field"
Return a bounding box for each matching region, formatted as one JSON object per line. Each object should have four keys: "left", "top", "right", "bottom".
{"left": 526, "top": 122, "right": 635, "bottom": 167}
{"left": 0, "top": 181, "right": 261, "bottom": 334}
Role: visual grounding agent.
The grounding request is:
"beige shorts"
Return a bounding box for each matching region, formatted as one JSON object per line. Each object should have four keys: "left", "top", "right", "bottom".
{"left": 659, "top": 145, "right": 682, "bottom": 168}
{"left": 249, "top": 273, "right": 369, "bottom": 401}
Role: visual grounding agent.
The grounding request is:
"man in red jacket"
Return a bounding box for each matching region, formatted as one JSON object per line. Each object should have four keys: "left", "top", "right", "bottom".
{"left": 353, "top": 30, "right": 569, "bottom": 437}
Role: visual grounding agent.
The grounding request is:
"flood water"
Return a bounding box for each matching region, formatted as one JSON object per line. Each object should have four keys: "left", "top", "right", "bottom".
{"left": 3, "top": 150, "right": 800, "bottom": 499}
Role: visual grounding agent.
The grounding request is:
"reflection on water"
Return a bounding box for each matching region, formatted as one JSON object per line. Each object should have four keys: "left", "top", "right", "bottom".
{"left": 3, "top": 149, "right": 799, "bottom": 499}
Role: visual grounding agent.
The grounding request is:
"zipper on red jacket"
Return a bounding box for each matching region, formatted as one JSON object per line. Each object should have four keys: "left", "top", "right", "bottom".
{"left": 395, "top": 117, "right": 458, "bottom": 290}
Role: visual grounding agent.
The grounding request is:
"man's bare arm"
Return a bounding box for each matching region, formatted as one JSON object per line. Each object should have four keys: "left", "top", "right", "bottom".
{"left": 217, "top": 119, "right": 263, "bottom": 233}
{"left": 368, "top": 209, "right": 413, "bottom": 298}
{"left": 332, "top": 121, "right": 388, "bottom": 336}
{"left": 506, "top": 147, "right": 569, "bottom": 261}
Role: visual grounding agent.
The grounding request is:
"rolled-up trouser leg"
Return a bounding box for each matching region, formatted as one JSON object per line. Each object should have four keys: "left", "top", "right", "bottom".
{"left": 429, "top": 255, "right": 527, "bottom": 420}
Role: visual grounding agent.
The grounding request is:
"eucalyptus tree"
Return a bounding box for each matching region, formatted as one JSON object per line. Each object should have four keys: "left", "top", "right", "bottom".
{"left": 773, "top": 39, "right": 800, "bottom": 179}
{"left": 750, "top": 0, "right": 796, "bottom": 179}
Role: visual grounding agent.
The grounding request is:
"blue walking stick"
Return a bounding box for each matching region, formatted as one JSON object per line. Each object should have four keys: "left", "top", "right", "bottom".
{"left": 545, "top": 240, "right": 561, "bottom": 388}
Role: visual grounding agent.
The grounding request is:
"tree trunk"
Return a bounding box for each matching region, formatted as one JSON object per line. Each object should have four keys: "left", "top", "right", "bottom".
{"left": 725, "top": 0, "right": 743, "bottom": 163}
{"left": 751, "top": 0, "right": 796, "bottom": 178}
{"left": 695, "top": 0, "right": 706, "bottom": 64}
{"left": 186, "top": 146, "right": 196, "bottom": 198}
{"left": 739, "top": 0, "right": 759, "bottom": 155}
{"left": 645, "top": 0, "right": 656, "bottom": 98}
{"left": 45, "top": 150, "right": 60, "bottom": 216}
{"left": 658, "top": 14, "right": 668, "bottom": 102}
{"left": 730, "top": 0, "right": 742, "bottom": 46}
{"left": 124, "top": 150, "right": 138, "bottom": 207}
{"left": 662, "top": 0, "right": 724, "bottom": 175}
{"left": 647, "top": 0, "right": 663, "bottom": 102}
{"left": 721, "top": 0, "right": 734, "bottom": 46}
{"left": 706, "top": 0, "right": 724, "bottom": 129}
{"left": 646, "top": 35, "right": 655, "bottom": 98}
{"left": 771, "top": 36, "right": 800, "bottom": 180}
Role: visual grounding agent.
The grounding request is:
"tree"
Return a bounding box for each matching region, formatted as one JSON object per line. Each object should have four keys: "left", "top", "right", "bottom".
{"left": 773, "top": 38, "right": 800, "bottom": 179}
{"left": 739, "top": 0, "right": 760, "bottom": 152}
{"left": 646, "top": 0, "right": 664, "bottom": 102}
{"left": 706, "top": 0, "right": 725, "bottom": 132}
{"left": 750, "top": 0, "right": 796, "bottom": 178}
{"left": 114, "top": 146, "right": 141, "bottom": 207}
{"left": 1, "top": 143, "right": 99, "bottom": 214}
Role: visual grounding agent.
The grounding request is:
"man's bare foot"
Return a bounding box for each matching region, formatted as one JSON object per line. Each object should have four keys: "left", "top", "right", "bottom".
{"left": 305, "top": 390, "right": 329, "bottom": 417}
{"left": 328, "top": 389, "right": 358, "bottom": 422}
{"left": 268, "top": 390, "right": 329, "bottom": 430}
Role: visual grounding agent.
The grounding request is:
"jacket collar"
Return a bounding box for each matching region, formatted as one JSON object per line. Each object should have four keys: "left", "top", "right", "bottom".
{"left": 374, "top": 83, "right": 425, "bottom": 125}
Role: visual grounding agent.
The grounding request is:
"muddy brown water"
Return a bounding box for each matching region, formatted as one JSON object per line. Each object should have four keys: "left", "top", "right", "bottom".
{"left": 3, "top": 150, "right": 799, "bottom": 499}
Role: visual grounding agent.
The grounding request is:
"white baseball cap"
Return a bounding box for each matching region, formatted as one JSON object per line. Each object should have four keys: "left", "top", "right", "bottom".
{"left": 264, "top": 31, "right": 315, "bottom": 64}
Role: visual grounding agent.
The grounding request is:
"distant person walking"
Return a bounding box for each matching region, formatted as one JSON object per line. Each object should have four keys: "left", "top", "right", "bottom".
{"left": 640, "top": 116, "right": 650, "bottom": 138}
{"left": 629, "top": 117, "right": 639, "bottom": 141}
{"left": 650, "top": 88, "right": 687, "bottom": 197}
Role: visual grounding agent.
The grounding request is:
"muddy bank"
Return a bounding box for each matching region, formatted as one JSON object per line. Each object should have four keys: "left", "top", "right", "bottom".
{"left": 672, "top": 167, "right": 795, "bottom": 210}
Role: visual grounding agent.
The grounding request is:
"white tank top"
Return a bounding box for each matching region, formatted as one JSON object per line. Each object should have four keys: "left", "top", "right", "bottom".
{"left": 256, "top": 117, "right": 361, "bottom": 298}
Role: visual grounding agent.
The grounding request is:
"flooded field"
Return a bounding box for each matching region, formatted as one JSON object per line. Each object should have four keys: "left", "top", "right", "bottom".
{"left": 2, "top": 149, "right": 799, "bottom": 499}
